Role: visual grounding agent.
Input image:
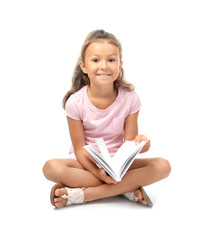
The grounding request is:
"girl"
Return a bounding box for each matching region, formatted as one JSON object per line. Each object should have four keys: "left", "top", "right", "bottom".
{"left": 43, "top": 30, "right": 171, "bottom": 208}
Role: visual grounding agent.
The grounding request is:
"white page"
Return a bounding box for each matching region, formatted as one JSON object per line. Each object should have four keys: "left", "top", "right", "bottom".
{"left": 111, "top": 141, "right": 146, "bottom": 174}
{"left": 120, "top": 142, "right": 146, "bottom": 178}
{"left": 95, "top": 138, "right": 111, "bottom": 161}
{"left": 83, "top": 144, "right": 117, "bottom": 179}
{"left": 83, "top": 145, "right": 108, "bottom": 167}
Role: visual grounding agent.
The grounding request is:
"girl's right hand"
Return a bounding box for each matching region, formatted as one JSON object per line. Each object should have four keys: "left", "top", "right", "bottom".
{"left": 97, "top": 168, "right": 118, "bottom": 184}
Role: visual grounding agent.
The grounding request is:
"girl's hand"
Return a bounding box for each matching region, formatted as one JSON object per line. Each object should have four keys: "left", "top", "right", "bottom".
{"left": 135, "top": 134, "right": 151, "bottom": 153}
{"left": 97, "top": 168, "right": 118, "bottom": 184}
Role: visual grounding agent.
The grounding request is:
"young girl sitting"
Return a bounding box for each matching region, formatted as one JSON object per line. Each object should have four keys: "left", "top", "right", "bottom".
{"left": 43, "top": 29, "right": 171, "bottom": 208}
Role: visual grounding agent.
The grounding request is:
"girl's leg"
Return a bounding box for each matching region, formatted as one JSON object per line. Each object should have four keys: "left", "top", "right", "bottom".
{"left": 45, "top": 157, "right": 171, "bottom": 207}
{"left": 42, "top": 158, "right": 103, "bottom": 187}
{"left": 84, "top": 157, "right": 171, "bottom": 202}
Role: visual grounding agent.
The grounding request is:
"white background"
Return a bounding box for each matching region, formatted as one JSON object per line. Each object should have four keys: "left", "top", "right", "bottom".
{"left": 0, "top": 0, "right": 210, "bottom": 239}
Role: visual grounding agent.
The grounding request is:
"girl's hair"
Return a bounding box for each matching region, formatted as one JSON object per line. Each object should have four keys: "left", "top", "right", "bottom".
{"left": 62, "top": 29, "right": 134, "bottom": 108}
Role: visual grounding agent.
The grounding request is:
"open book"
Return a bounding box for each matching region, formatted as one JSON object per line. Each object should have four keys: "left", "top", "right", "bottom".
{"left": 83, "top": 138, "right": 146, "bottom": 182}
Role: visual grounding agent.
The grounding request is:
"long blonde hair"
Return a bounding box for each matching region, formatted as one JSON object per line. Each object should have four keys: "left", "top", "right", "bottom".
{"left": 62, "top": 29, "right": 134, "bottom": 108}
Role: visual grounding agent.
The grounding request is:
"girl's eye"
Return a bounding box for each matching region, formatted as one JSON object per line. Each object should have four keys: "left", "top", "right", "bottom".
{"left": 91, "top": 58, "right": 116, "bottom": 63}
{"left": 109, "top": 58, "right": 116, "bottom": 62}
{"left": 92, "top": 59, "right": 98, "bottom": 62}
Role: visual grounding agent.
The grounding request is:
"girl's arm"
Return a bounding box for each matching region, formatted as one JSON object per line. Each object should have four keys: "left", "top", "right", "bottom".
{"left": 124, "top": 111, "right": 151, "bottom": 153}
{"left": 66, "top": 117, "right": 117, "bottom": 184}
{"left": 124, "top": 111, "right": 139, "bottom": 141}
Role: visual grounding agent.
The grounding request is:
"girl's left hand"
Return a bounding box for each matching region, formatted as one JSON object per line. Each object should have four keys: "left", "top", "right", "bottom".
{"left": 135, "top": 134, "right": 151, "bottom": 153}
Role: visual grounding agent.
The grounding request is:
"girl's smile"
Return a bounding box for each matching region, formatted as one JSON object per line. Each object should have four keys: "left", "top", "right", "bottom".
{"left": 97, "top": 73, "right": 112, "bottom": 76}
{"left": 80, "top": 41, "right": 123, "bottom": 87}
{"left": 96, "top": 73, "right": 112, "bottom": 79}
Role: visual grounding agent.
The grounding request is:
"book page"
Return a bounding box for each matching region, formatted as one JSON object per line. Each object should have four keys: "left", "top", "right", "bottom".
{"left": 120, "top": 142, "right": 146, "bottom": 178}
{"left": 111, "top": 141, "right": 146, "bottom": 175}
{"left": 95, "top": 138, "right": 111, "bottom": 162}
{"left": 83, "top": 144, "right": 117, "bottom": 180}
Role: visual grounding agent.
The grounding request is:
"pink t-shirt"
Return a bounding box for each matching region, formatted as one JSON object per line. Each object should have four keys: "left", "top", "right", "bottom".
{"left": 65, "top": 85, "right": 141, "bottom": 156}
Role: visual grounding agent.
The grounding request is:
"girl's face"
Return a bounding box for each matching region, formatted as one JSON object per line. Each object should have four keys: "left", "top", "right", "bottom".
{"left": 80, "top": 41, "right": 123, "bottom": 88}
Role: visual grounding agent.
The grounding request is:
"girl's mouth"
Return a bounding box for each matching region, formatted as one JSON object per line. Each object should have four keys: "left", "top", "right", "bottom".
{"left": 97, "top": 73, "right": 112, "bottom": 77}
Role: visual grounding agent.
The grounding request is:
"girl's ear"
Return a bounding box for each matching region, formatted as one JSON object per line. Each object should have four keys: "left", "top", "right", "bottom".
{"left": 80, "top": 61, "right": 87, "bottom": 74}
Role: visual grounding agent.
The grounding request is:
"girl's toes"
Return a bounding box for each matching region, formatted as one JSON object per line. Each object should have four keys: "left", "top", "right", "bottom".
{"left": 54, "top": 197, "right": 63, "bottom": 203}
{"left": 134, "top": 189, "right": 148, "bottom": 205}
{"left": 54, "top": 197, "right": 67, "bottom": 208}
{"left": 134, "top": 189, "right": 143, "bottom": 199}
{"left": 55, "top": 200, "right": 66, "bottom": 208}
{"left": 54, "top": 188, "right": 68, "bottom": 208}
{"left": 55, "top": 188, "right": 68, "bottom": 197}
{"left": 140, "top": 199, "right": 148, "bottom": 205}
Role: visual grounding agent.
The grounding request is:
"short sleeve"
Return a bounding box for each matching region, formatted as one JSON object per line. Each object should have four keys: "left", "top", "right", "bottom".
{"left": 129, "top": 91, "right": 141, "bottom": 115}
{"left": 65, "top": 97, "right": 81, "bottom": 120}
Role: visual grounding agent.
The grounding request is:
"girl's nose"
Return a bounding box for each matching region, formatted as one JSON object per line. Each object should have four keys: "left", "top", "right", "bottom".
{"left": 100, "top": 60, "right": 108, "bottom": 69}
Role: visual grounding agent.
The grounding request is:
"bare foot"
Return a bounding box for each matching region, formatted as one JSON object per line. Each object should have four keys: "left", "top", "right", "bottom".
{"left": 134, "top": 188, "right": 148, "bottom": 205}
{"left": 54, "top": 188, "right": 68, "bottom": 208}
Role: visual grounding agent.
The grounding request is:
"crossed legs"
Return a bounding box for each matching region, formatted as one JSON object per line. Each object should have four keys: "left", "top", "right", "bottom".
{"left": 43, "top": 157, "right": 171, "bottom": 207}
